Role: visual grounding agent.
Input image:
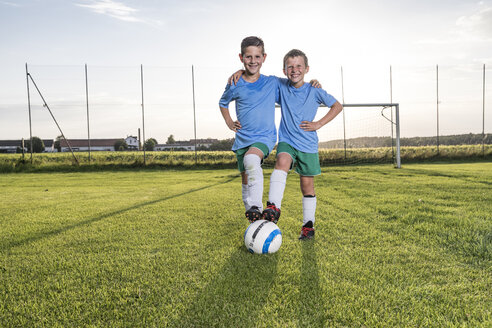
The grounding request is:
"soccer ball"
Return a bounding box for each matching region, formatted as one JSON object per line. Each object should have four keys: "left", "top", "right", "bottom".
{"left": 244, "top": 219, "right": 282, "bottom": 254}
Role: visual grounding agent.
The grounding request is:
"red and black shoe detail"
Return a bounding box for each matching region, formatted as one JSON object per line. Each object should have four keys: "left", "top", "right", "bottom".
{"left": 245, "top": 206, "right": 262, "bottom": 223}
{"left": 262, "top": 202, "right": 281, "bottom": 224}
{"left": 299, "top": 221, "right": 315, "bottom": 240}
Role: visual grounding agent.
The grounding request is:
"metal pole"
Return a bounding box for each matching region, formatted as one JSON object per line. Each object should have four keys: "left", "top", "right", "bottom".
{"left": 85, "top": 64, "right": 91, "bottom": 163}
{"left": 390, "top": 65, "right": 395, "bottom": 160}
{"left": 27, "top": 73, "right": 79, "bottom": 164}
{"left": 395, "top": 104, "right": 401, "bottom": 168}
{"left": 483, "top": 64, "right": 486, "bottom": 157}
{"left": 138, "top": 128, "right": 141, "bottom": 150}
{"left": 25, "top": 63, "right": 33, "bottom": 163}
{"left": 390, "top": 66, "right": 393, "bottom": 103}
{"left": 341, "top": 66, "right": 347, "bottom": 160}
{"left": 192, "top": 65, "right": 197, "bottom": 165}
{"left": 140, "top": 64, "right": 146, "bottom": 165}
{"left": 436, "top": 64, "right": 440, "bottom": 155}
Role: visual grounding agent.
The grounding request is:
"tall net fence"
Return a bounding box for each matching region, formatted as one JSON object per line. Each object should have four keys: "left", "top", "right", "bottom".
{"left": 0, "top": 64, "right": 490, "bottom": 166}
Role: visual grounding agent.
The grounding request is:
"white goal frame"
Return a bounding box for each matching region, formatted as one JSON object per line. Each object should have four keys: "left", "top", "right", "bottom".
{"left": 341, "top": 103, "right": 401, "bottom": 168}
{"left": 274, "top": 102, "right": 401, "bottom": 167}
{"left": 303, "top": 102, "right": 401, "bottom": 168}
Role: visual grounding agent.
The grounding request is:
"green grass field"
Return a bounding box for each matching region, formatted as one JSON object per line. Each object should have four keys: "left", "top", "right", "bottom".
{"left": 0, "top": 163, "right": 491, "bottom": 327}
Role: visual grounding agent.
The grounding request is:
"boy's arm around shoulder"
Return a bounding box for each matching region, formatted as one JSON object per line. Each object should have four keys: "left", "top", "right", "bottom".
{"left": 228, "top": 70, "right": 245, "bottom": 85}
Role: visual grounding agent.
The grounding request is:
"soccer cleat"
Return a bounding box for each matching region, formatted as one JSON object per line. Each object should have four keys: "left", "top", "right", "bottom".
{"left": 299, "top": 222, "right": 315, "bottom": 240}
{"left": 245, "top": 206, "right": 262, "bottom": 223}
{"left": 262, "top": 201, "right": 281, "bottom": 224}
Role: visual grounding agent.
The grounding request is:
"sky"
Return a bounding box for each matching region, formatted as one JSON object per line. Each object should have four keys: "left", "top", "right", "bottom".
{"left": 0, "top": 0, "right": 491, "bottom": 143}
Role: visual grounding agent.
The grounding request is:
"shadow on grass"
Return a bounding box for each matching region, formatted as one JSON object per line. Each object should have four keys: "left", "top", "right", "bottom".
{"left": 298, "top": 239, "right": 328, "bottom": 326}
{"left": 167, "top": 245, "right": 278, "bottom": 328}
{"left": 1, "top": 175, "right": 238, "bottom": 252}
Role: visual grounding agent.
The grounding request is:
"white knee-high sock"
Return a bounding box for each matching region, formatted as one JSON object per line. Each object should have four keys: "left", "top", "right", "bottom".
{"left": 243, "top": 154, "right": 263, "bottom": 211}
{"left": 242, "top": 184, "right": 249, "bottom": 211}
{"left": 302, "top": 196, "right": 317, "bottom": 226}
{"left": 268, "top": 169, "right": 288, "bottom": 208}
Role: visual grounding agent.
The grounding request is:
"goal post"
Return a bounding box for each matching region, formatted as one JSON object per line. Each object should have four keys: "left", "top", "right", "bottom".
{"left": 341, "top": 103, "right": 401, "bottom": 168}
{"left": 291, "top": 102, "right": 401, "bottom": 168}
{"left": 274, "top": 102, "right": 401, "bottom": 168}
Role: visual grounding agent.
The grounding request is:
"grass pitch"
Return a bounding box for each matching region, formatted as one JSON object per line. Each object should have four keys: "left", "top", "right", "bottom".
{"left": 0, "top": 163, "right": 491, "bottom": 327}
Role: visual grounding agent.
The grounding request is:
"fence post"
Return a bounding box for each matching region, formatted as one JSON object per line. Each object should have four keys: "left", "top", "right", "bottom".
{"left": 390, "top": 65, "right": 395, "bottom": 160}
{"left": 340, "top": 66, "right": 347, "bottom": 160}
{"left": 396, "top": 104, "right": 401, "bottom": 169}
{"left": 483, "top": 64, "right": 486, "bottom": 157}
{"left": 436, "top": 64, "right": 440, "bottom": 155}
{"left": 85, "top": 64, "right": 91, "bottom": 163}
{"left": 192, "top": 65, "right": 197, "bottom": 165}
{"left": 25, "top": 63, "right": 33, "bottom": 163}
{"left": 140, "top": 64, "right": 146, "bottom": 165}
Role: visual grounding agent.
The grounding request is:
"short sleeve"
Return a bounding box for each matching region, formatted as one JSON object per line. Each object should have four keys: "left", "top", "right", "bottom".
{"left": 219, "top": 84, "right": 235, "bottom": 109}
{"left": 317, "top": 89, "right": 337, "bottom": 107}
{"left": 270, "top": 76, "right": 281, "bottom": 104}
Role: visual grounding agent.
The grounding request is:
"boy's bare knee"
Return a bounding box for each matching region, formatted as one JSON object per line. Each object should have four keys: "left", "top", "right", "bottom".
{"left": 275, "top": 153, "right": 292, "bottom": 172}
{"left": 245, "top": 147, "right": 264, "bottom": 159}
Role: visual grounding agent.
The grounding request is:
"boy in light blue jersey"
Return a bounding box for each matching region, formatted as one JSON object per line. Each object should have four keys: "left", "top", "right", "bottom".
{"left": 263, "top": 49, "right": 343, "bottom": 240}
{"left": 219, "top": 36, "right": 279, "bottom": 222}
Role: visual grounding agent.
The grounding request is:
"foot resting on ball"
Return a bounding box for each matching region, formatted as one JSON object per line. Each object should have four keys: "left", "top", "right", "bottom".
{"left": 245, "top": 205, "right": 262, "bottom": 223}
{"left": 262, "top": 201, "right": 281, "bottom": 224}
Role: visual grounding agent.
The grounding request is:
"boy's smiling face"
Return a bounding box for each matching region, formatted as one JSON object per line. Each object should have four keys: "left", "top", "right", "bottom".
{"left": 283, "top": 56, "right": 309, "bottom": 88}
{"left": 239, "top": 46, "right": 266, "bottom": 77}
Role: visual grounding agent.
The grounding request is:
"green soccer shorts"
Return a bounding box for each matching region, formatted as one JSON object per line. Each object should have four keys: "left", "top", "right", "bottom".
{"left": 235, "top": 142, "right": 269, "bottom": 173}
{"left": 276, "top": 142, "right": 321, "bottom": 176}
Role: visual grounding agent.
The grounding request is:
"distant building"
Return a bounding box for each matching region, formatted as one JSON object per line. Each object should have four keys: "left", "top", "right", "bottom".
{"left": 194, "top": 138, "right": 219, "bottom": 148}
{"left": 60, "top": 139, "right": 122, "bottom": 152}
{"left": 59, "top": 136, "right": 141, "bottom": 152}
{"left": 154, "top": 138, "right": 219, "bottom": 151}
{"left": 43, "top": 139, "right": 55, "bottom": 152}
{"left": 125, "top": 136, "right": 139, "bottom": 150}
{"left": 0, "top": 139, "right": 54, "bottom": 153}
{"left": 155, "top": 141, "right": 195, "bottom": 151}
{"left": 0, "top": 140, "right": 23, "bottom": 153}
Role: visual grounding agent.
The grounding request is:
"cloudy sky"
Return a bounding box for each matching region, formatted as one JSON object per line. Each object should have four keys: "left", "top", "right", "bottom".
{"left": 0, "top": 0, "right": 491, "bottom": 143}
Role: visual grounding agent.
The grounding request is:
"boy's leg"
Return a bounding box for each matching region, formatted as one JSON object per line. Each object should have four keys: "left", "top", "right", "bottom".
{"left": 236, "top": 149, "right": 251, "bottom": 212}
{"left": 300, "top": 176, "right": 316, "bottom": 224}
{"left": 263, "top": 142, "right": 295, "bottom": 223}
{"left": 263, "top": 153, "right": 291, "bottom": 223}
{"left": 241, "top": 172, "right": 249, "bottom": 211}
{"left": 299, "top": 176, "right": 316, "bottom": 240}
{"left": 294, "top": 150, "right": 319, "bottom": 240}
{"left": 243, "top": 146, "right": 265, "bottom": 221}
{"left": 268, "top": 153, "right": 292, "bottom": 208}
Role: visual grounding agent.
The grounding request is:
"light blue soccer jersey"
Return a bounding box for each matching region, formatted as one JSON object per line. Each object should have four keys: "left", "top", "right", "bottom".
{"left": 219, "top": 75, "right": 278, "bottom": 152}
{"left": 277, "top": 78, "right": 337, "bottom": 153}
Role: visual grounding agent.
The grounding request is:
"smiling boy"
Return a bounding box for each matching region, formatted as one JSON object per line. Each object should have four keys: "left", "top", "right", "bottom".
{"left": 219, "top": 36, "right": 278, "bottom": 222}
{"left": 263, "top": 49, "right": 343, "bottom": 240}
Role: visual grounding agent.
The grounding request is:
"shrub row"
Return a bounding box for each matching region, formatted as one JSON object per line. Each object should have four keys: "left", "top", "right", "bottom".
{"left": 1, "top": 145, "right": 491, "bottom": 173}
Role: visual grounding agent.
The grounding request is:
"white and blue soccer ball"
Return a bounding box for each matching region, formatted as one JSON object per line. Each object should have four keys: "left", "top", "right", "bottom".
{"left": 244, "top": 219, "right": 282, "bottom": 254}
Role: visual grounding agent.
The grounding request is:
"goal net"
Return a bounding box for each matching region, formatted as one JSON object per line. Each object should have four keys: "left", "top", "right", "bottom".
{"left": 316, "top": 103, "right": 401, "bottom": 168}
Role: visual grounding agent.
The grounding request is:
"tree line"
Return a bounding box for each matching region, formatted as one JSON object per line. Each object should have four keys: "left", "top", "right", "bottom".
{"left": 319, "top": 133, "right": 491, "bottom": 149}
{"left": 17, "top": 133, "right": 490, "bottom": 153}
